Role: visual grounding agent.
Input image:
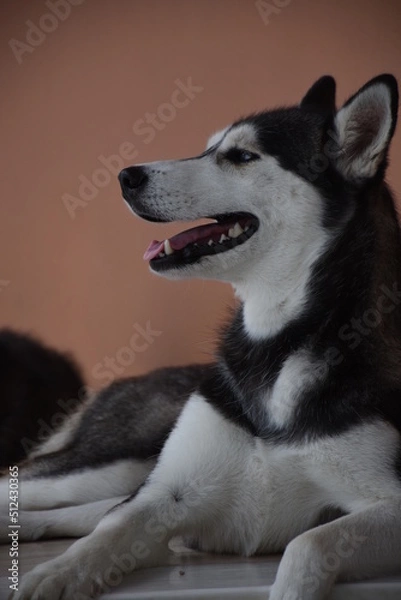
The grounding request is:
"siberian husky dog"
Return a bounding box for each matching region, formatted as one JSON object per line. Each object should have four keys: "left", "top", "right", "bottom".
{"left": 4, "top": 74, "right": 401, "bottom": 599}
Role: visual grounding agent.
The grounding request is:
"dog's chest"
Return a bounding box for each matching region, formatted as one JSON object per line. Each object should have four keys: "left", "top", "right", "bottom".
{"left": 262, "top": 350, "right": 321, "bottom": 429}
{"left": 239, "top": 420, "right": 401, "bottom": 552}
{"left": 257, "top": 420, "right": 401, "bottom": 515}
{"left": 301, "top": 420, "right": 401, "bottom": 509}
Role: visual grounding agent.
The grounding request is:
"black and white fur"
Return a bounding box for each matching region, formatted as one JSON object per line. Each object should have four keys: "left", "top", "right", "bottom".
{"left": 4, "top": 75, "right": 401, "bottom": 599}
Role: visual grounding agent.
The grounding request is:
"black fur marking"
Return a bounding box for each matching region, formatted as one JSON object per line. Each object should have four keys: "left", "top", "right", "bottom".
{"left": 27, "top": 364, "right": 212, "bottom": 477}
{"left": 300, "top": 75, "right": 336, "bottom": 114}
{"left": 396, "top": 447, "right": 401, "bottom": 479}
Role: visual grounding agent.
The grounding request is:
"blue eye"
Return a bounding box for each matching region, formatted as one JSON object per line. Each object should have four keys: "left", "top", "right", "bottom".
{"left": 224, "top": 148, "right": 260, "bottom": 164}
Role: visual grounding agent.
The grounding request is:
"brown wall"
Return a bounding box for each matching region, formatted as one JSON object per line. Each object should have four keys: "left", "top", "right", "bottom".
{"left": 1, "top": 0, "right": 401, "bottom": 388}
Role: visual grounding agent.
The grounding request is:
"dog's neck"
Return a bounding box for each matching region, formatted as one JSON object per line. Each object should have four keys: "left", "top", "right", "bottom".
{"left": 235, "top": 275, "right": 312, "bottom": 341}
{"left": 232, "top": 235, "right": 332, "bottom": 340}
{"left": 232, "top": 184, "right": 401, "bottom": 356}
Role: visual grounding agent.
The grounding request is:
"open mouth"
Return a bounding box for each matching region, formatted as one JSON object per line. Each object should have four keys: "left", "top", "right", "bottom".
{"left": 143, "top": 212, "right": 259, "bottom": 271}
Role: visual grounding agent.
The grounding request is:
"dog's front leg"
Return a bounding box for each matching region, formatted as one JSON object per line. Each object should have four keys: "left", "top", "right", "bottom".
{"left": 13, "top": 394, "right": 249, "bottom": 600}
{"left": 270, "top": 495, "right": 401, "bottom": 600}
{"left": 12, "top": 491, "right": 180, "bottom": 600}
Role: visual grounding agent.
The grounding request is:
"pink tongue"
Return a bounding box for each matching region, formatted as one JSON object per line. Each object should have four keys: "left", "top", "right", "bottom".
{"left": 143, "top": 220, "right": 241, "bottom": 262}
{"left": 143, "top": 240, "right": 164, "bottom": 261}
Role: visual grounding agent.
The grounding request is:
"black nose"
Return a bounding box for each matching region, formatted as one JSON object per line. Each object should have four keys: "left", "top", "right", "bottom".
{"left": 118, "top": 167, "right": 148, "bottom": 191}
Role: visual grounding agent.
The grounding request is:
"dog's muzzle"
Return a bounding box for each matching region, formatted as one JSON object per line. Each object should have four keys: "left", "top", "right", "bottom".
{"left": 118, "top": 166, "right": 259, "bottom": 272}
{"left": 119, "top": 166, "right": 166, "bottom": 222}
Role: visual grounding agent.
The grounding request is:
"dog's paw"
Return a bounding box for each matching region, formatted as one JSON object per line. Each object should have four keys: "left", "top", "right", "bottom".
{"left": 10, "top": 558, "right": 95, "bottom": 600}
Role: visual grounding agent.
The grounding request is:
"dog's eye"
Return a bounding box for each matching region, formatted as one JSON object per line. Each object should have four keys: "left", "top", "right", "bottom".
{"left": 224, "top": 148, "right": 260, "bottom": 164}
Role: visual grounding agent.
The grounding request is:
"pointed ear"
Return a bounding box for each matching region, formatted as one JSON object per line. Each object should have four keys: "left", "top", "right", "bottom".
{"left": 333, "top": 74, "right": 398, "bottom": 181}
{"left": 300, "top": 76, "right": 336, "bottom": 113}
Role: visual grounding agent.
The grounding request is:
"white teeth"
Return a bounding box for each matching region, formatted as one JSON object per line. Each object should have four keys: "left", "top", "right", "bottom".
{"left": 233, "top": 222, "right": 244, "bottom": 237}
{"left": 228, "top": 222, "right": 243, "bottom": 239}
{"left": 219, "top": 234, "right": 228, "bottom": 243}
{"left": 208, "top": 239, "right": 214, "bottom": 246}
{"left": 164, "top": 240, "right": 173, "bottom": 255}
{"left": 159, "top": 251, "right": 166, "bottom": 258}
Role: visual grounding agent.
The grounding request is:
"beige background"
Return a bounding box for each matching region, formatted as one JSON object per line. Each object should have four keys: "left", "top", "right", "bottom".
{"left": 1, "top": 0, "right": 401, "bottom": 388}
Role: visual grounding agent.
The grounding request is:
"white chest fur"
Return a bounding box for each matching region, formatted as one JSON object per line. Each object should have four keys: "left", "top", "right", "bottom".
{"left": 264, "top": 350, "right": 324, "bottom": 429}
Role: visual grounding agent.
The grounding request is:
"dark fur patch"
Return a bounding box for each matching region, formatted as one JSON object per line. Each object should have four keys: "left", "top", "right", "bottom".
{"left": 27, "top": 364, "right": 212, "bottom": 477}
{"left": 0, "top": 329, "right": 84, "bottom": 467}
{"left": 396, "top": 448, "right": 401, "bottom": 478}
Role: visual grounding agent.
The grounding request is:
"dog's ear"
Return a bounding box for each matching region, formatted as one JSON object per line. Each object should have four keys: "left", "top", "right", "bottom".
{"left": 333, "top": 74, "right": 398, "bottom": 181}
{"left": 300, "top": 76, "right": 336, "bottom": 113}
{"left": 205, "top": 127, "right": 229, "bottom": 150}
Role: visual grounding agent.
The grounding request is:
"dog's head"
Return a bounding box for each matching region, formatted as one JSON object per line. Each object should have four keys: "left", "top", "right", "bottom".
{"left": 119, "top": 75, "right": 398, "bottom": 297}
